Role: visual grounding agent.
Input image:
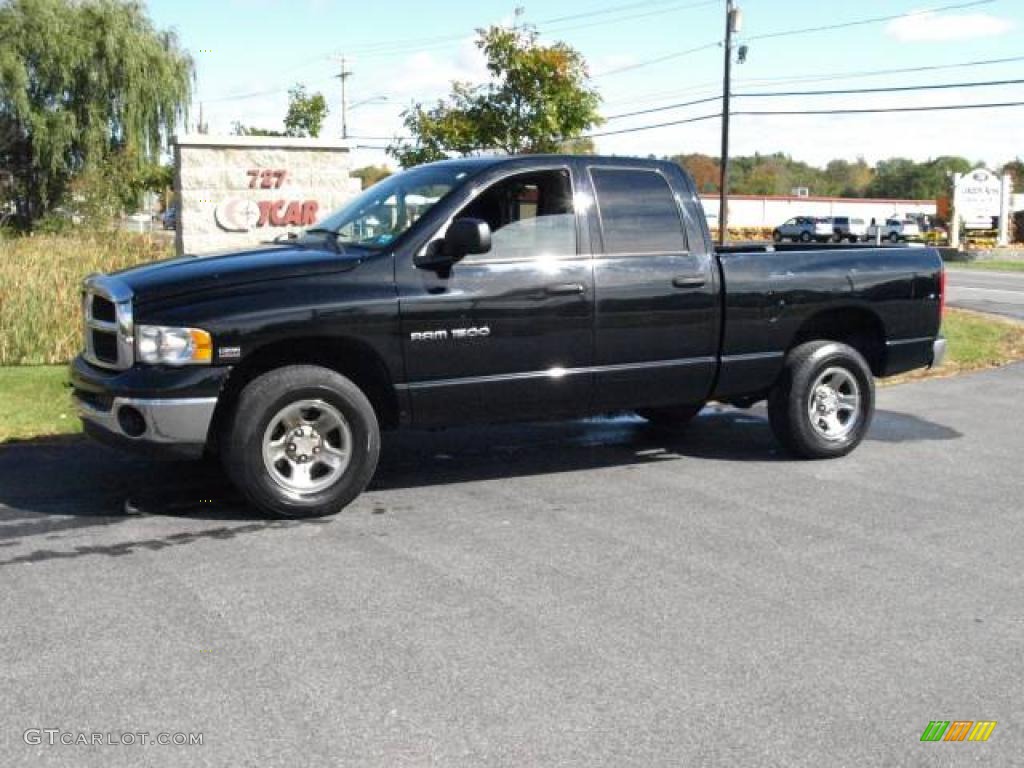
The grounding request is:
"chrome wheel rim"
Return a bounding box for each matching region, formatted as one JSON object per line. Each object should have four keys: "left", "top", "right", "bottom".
{"left": 807, "top": 367, "right": 861, "bottom": 441}
{"left": 262, "top": 399, "right": 352, "bottom": 496}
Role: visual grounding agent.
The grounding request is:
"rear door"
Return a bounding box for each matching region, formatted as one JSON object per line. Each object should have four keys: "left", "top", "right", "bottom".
{"left": 585, "top": 164, "right": 719, "bottom": 410}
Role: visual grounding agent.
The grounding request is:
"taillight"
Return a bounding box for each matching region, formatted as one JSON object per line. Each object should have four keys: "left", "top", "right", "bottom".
{"left": 938, "top": 267, "right": 947, "bottom": 317}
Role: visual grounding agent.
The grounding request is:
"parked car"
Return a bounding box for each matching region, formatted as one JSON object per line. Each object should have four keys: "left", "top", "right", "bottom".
{"left": 773, "top": 216, "right": 834, "bottom": 243}
{"left": 161, "top": 206, "right": 177, "bottom": 230}
{"left": 867, "top": 218, "right": 921, "bottom": 243}
{"left": 830, "top": 216, "right": 868, "bottom": 243}
{"left": 72, "top": 155, "right": 945, "bottom": 518}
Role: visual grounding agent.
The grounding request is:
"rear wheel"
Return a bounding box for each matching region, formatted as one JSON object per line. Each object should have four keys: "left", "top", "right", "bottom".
{"left": 224, "top": 365, "right": 380, "bottom": 518}
{"left": 799, "top": 231, "right": 812, "bottom": 243}
{"left": 767, "top": 341, "right": 874, "bottom": 459}
{"left": 636, "top": 403, "right": 703, "bottom": 429}
{"left": 888, "top": 232, "right": 900, "bottom": 243}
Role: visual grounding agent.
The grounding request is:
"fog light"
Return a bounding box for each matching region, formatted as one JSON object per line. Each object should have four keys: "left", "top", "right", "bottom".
{"left": 117, "top": 405, "right": 147, "bottom": 437}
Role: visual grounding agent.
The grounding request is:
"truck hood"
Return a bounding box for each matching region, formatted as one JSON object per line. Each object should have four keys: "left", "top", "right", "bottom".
{"left": 113, "top": 243, "right": 366, "bottom": 305}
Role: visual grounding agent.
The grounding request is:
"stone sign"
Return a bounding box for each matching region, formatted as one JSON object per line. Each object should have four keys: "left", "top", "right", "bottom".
{"left": 173, "top": 135, "right": 361, "bottom": 256}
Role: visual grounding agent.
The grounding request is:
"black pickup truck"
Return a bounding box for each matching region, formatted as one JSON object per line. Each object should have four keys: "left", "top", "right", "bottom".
{"left": 73, "top": 155, "right": 946, "bottom": 517}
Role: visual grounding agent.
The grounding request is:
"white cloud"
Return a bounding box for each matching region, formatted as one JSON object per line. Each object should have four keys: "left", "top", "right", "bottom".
{"left": 884, "top": 11, "right": 1014, "bottom": 42}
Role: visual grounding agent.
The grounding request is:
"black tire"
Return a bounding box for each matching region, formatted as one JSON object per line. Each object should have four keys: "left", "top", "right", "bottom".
{"left": 888, "top": 232, "right": 900, "bottom": 243}
{"left": 223, "top": 365, "right": 380, "bottom": 518}
{"left": 831, "top": 232, "right": 842, "bottom": 243}
{"left": 799, "top": 231, "right": 812, "bottom": 243}
{"left": 767, "top": 341, "right": 874, "bottom": 459}
{"left": 637, "top": 403, "right": 704, "bottom": 429}
{"left": 772, "top": 230, "right": 783, "bottom": 243}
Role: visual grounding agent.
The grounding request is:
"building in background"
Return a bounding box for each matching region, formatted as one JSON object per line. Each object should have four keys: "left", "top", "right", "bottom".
{"left": 700, "top": 194, "right": 937, "bottom": 230}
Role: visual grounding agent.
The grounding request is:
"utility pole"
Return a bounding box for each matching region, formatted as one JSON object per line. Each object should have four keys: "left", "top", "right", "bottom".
{"left": 718, "top": 2, "right": 742, "bottom": 246}
{"left": 335, "top": 56, "right": 353, "bottom": 140}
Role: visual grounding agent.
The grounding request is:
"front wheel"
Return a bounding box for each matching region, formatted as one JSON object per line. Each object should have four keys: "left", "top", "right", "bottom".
{"left": 772, "top": 230, "right": 783, "bottom": 243}
{"left": 223, "top": 365, "right": 380, "bottom": 518}
{"left": 767, "top": 341, "right": 874, "bottom": 459}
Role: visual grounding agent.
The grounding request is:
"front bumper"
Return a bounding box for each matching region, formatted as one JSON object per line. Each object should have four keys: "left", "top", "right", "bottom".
{"left": 70, "top": 355, "right": 229, "bottom": 460}
{"left": 74, "top": 394, "right": 217, "bottom": 460}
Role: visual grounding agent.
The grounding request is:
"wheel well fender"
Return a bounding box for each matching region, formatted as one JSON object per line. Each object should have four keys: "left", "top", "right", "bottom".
{"left": 788, "top": 306, "right": 887, "bottom": 377}
{"left": 209, "top": 337, "right": 400, "bottom": 449}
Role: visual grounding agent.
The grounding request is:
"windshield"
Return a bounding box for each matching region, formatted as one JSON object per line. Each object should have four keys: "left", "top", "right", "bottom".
{"left": 304, "top": 164, "right": 478, "bottom": 250}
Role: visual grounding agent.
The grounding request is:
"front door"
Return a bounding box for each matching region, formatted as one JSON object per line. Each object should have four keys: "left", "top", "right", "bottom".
{"left": 585, "top": 164, "right": 719, "bottom": 410}
{"left": 397, "top": 164, "right": 594, "bottom": 426}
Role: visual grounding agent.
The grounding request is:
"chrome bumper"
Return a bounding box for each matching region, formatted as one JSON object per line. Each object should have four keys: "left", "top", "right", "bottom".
{"left": 74, "top": 394, "right": 217, "bottom": 459}
{"left": 931, "top": 336, "right": 948, "bottom": 369}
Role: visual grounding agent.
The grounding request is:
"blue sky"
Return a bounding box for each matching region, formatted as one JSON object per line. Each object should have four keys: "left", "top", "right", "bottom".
{"left": 146, "top": 0, "right": 1024, "bottom": 169}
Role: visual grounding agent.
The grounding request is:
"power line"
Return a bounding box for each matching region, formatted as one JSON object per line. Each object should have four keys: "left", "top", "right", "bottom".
{"left": 605, "top": 95, "right": 721, "bottom": 120}
{"left": 604, "top": 77, "right": 1024, "bottom": 119}
{"left": 594, "top": 41, "right": 720, "bottom": 78}
{"left": 602, "top": 54, "right": 1024, "bottom": 109}
{"left": 588, "top": 112, "right": 722, "bottom": 137}
{"left": 588, "top": 100, "right": 1024, "bottom": 137}
{"left": 198, "top": 0, "right": 717, "bottom": 102}
{"left": 735, "top": 101, "right": 1024, "bottom": 117}
{"left": 739, "top": 77, "right": 1024, "bottom": 98}
{"left": 744, "top": 0, "right": 995, "bottom": 42}
{"left": 595, "top": 0, "right": 999, "bottom": 82}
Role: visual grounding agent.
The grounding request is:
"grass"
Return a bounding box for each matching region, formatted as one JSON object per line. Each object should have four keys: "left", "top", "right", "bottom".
{"left": 947, "top": 260, "right": 1024, "bottom": 273}
{"left": 0, "top": 230, "right": 172, "bottom": 365}
{"left": 1, "top": 310, "right": 1021, "bottom": 444}
{"left": 0, "top": 365, "right": 79, "bottom": 442}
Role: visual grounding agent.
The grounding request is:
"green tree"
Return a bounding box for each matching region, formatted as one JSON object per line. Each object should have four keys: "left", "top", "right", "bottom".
{"left": 0, "top": 0, "right": 193, "bottom": 221}
{"left": 868, "top": 156, "right": 970, "bottom": 199}
{"left": 351, "top": 164, "right": 392, "bottom": 189}
{"left": 390, "top": 25, "right": 601, "bottom": 167}
{"left": 231, "top": 121, "right": 286, "bottom": 138}
{"left": 284, "top": 84, "right": 328, "bottom": 138}
{"left": 1000, "top": 158, "right": 1024, "bottom": 189}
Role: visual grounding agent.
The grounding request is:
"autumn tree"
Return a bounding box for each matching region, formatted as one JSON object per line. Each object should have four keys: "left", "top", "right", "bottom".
{"left": 0, "top": 0, "right": 193, "bottom": 221}
{"left": 390, "top": 25, "right": 601, "bottom": 167}
{"left": 351, "top": 164, "right": 392, "bottom": 189}
{"left": 671, "top": 154, "right": 720, "bottom": 193}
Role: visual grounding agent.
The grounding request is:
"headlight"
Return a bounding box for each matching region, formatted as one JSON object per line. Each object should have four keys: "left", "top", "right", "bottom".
{"left": 136, "top": 325, "right": 213, "bottom": 366}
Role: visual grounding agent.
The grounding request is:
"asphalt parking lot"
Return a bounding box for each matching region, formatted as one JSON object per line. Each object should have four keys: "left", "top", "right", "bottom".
{"left": 2, "top": 364, "right": 1022, "bottom": 766}
{"left": 947, "top": 267, "right": 1024, "bottom": 321}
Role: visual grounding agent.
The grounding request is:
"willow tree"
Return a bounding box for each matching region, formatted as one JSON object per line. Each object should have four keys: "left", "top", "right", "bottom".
{"left": 0, "top": 0, "right": 193, "bottom": 220}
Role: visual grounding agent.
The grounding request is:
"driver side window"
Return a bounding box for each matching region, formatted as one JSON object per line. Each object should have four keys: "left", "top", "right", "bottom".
{"left": 455, "top": 170, "right": 576, "bottom": 262}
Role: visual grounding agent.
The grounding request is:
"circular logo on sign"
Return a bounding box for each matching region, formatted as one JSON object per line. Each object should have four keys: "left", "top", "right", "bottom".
{"left": 972, "top": 170, "right": 991, "bottom": 182}
{"left": 215, "top": 198, "right": 261, "bottom": 232}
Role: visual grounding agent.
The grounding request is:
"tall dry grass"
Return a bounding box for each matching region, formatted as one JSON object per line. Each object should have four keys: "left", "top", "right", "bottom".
{"left": 0, "top": 231, "right": 172, "bottom": 365}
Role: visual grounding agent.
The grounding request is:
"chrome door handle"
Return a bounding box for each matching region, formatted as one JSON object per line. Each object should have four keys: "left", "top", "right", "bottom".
{"left": 545, "top": 283, "right": 586, "bottom": 296}
{"left": 672, "top": 275, "right": 706, "bottom": 288}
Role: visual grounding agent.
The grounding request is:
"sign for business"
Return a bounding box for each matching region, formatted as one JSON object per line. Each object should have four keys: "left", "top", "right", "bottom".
{"left": 955, "top": 168, "right": 1001, "bottom": 230}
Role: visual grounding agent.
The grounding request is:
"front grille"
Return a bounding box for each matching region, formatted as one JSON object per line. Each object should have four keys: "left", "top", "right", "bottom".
{"left": 91, "top": 295, "right": 116, "bottom": 323}
{"left": 92, "top": 329, "right": 119, "bottom": 363}
{"left": 82, "top": 276, "right": 134, "bottom": 370}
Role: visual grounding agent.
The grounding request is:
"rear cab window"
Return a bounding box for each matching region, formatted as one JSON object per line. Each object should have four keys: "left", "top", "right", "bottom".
{"left": 589, "top": 168, "right": 687, "bottom": 254}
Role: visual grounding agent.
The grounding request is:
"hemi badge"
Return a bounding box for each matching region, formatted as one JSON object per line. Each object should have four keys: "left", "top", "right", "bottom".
{"left": 219, "top": 346, "right": 242, "bottom": 360}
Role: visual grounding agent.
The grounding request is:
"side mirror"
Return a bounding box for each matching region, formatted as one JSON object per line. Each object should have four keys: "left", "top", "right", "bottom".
{"left": 444, "top": 218, "right": 491, "bottom": 259}
{"left": 416, "top": 218, "right": 492, "bottom": 271}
